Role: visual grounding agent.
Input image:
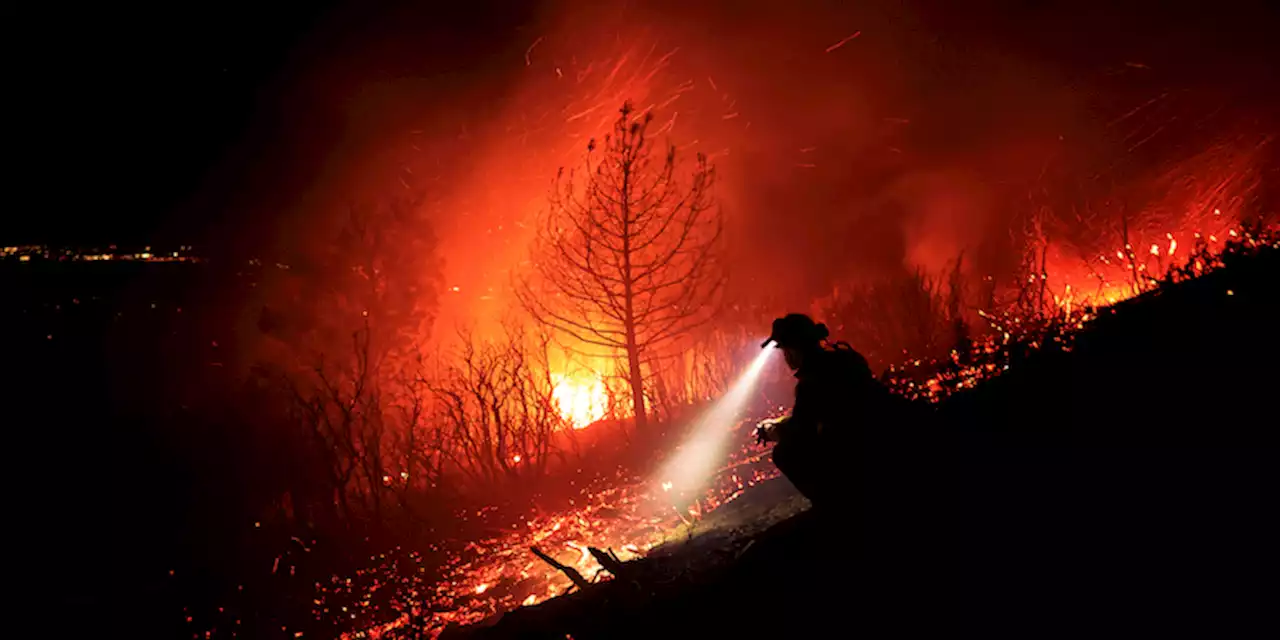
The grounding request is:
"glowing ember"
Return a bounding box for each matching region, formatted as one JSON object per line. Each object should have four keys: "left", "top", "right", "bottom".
{"left": 551, "top": 373, "right": 608, "bottom": 429}
{"left": 886, "top": 223, "right": 1276, "bottom": 404}
{"left": 312, "top": 437, "right": 782, "bottom": 640}
{"left": 1040, "top": 224, "right": 1241, "bottom": 311}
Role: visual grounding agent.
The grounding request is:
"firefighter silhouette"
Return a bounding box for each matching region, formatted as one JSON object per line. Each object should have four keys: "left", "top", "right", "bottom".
{"left": 756, "top": 313, "right": 890, "bottom": 507}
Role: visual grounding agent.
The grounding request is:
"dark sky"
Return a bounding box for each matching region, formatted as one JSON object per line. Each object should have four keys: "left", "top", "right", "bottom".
{"left": 4, "top": 1, "right": 535, "bottom": 247}
{"left": 5, "top": 3, "right": 329, "bottom": 245}
{"left": 5, "top": 0, "right": 1276, "bottom": 249}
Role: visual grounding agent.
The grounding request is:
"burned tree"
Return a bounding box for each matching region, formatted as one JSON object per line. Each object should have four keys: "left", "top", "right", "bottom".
{"left": 518, "top": 102, "right": 723, "bottom": 431}
{"left": 425, "top": 324, "right": 565, "bottom": 491}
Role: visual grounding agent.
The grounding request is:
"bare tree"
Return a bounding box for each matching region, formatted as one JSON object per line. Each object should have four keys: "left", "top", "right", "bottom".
{"left": 386, "top": 366, "right": 448, "bottom": 510}
{"left": 647, "top": 326, "right": 746, "bottom": 420}
{"left": 425, "top": 325, "right": 566, "bottom": 492}
{"left": 258, "top": 192, "right": 445, "bottom": 532}
{"left": 285, "top": 322, "right": 388, "bottom": 528}
{"left": 517, "top": 102, "right": 724, "bottom": 431}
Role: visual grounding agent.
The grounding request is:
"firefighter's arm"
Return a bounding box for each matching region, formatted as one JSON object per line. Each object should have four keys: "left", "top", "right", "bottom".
{"left": 785, "top": 378, "right": 822, "bottom": 436}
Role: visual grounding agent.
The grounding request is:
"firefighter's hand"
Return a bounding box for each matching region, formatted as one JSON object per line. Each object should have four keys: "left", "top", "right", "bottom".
{"left": 755, "top": 417, "right": 783, "bottom": 445}
{"left": 754, "top": 424, "right": 771, "bottom": 445}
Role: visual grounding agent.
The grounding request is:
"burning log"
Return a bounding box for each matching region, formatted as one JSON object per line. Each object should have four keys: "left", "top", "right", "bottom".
{"left": 530, "top": 546, "right": 592, "bottom": 592}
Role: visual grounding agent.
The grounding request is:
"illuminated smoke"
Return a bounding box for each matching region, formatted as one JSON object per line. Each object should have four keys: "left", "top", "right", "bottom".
{"left": 655, "top": 342, "right": 776, "bottom": 498}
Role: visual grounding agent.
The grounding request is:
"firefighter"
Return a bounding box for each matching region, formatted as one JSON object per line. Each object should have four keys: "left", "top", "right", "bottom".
{"left": 755, "top": 313, "right": 886, "bottom": 508}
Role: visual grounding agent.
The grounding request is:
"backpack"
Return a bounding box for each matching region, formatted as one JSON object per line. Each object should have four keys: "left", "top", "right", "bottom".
{"left": 827, "top": 341, "right": 874, "bottom": 381}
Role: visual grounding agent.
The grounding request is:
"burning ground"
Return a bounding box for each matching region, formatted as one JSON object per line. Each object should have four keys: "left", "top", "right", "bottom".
{"left": 318, "top": 445, "right": 786, "bottom": 639}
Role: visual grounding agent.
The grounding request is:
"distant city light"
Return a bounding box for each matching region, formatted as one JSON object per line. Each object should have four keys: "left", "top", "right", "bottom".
{"left": 1, "top": 244, "right": 202, "bottom": 263}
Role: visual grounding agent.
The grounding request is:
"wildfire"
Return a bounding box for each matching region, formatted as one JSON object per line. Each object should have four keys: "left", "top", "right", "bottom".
{"left": 201, "top": 227, "right": 1275, "bottom": 640}
{"left": 551, "top": 373, "right": 608, "bottom": 429}
{"left": 1039, "top": 223, "right": 1242, "bottom": 312}
{"left": 886, "top": 222, "right": 1277, "bottom": 404}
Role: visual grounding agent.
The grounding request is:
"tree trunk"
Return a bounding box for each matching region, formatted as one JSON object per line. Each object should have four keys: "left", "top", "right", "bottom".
{"left": 624, "top": 332, "right": 648, "bottom": 431}
{"left": 620, "top": 155, "right": 648, "bottom": 431}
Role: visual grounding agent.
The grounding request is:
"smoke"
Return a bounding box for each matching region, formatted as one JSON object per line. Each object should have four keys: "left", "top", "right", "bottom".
{"left": 213, "top": 0, "right": 1278, "bottom": 346}
{"left": 404, "top": 0, "right": 1045, "bottom": 331}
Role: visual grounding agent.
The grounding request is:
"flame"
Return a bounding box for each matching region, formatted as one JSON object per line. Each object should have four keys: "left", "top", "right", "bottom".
{"left": 1041, "top": 217, "right": 1242, "bottom": 310}
{"left": 551, "top": 372, "right": 608, "bottom": 429}
{"left": 884, "top": 224, "right": 1276, "bottom": 404}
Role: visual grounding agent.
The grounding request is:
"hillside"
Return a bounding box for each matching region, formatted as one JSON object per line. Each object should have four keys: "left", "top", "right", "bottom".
{"left": 442, "top": 240, "right": 1279, "bottom": 639}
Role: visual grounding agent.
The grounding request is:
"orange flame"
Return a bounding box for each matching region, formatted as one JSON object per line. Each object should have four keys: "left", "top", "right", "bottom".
{"left": 551, "top": 372, "right": 608, "bottom": 429}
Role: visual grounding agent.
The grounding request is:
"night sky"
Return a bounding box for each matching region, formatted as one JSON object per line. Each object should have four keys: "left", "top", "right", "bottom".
{"left": 5, "top": 1, "right": 533, "bottom": 247}
{"left": 7, "top": 4, "right": 313, "bottom": 244}
{"left": 6, "top": 1, "right": 1275, "bottom": 249}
